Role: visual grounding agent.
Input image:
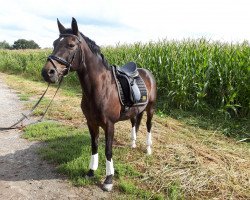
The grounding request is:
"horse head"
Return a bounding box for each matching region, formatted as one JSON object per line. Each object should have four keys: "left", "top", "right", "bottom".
{"left": 41, "top": 18, "right": 83, "bottom": 83}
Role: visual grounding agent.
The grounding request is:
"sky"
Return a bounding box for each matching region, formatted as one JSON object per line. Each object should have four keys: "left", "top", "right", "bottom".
{"left": 0, "top": 0, "right": 250, "bottom": 48}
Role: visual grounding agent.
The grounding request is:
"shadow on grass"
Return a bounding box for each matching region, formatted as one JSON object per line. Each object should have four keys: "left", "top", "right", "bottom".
{"left": 22, "top": 121, "right": 104, "bottom": 186}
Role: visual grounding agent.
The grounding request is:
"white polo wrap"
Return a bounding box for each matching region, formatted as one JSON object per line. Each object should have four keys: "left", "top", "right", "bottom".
{"left": 131, "top": 126, "right": 137, "bottom": 148}
{"left": 131, "top": 126, "right": 136, "bottom": 140}
{"left": 146, "top": 132, "right": 152, "bottom": 146}
{"left": 106, "top": 159, "right": 114, "bottom": 176}
{"left": 89, "top": 153, "right": 98, "bottom": 170}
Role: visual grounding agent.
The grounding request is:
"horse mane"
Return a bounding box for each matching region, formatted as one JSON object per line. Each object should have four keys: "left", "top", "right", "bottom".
{"left": 80, "top": 33, "right": 110, "bottom": 69}
{"left": 62, "top": 29, "right": 110, "bottom": 69}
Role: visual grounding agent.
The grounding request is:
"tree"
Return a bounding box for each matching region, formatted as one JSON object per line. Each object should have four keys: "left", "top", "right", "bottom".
{"left": 0, "top": 40, "right": 11, "bottom": 49}
{"left": 12, "top": 39, "right": 40, "bottom": 49}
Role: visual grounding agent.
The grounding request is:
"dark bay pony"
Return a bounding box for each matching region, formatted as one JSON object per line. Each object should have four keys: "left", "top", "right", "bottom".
{"left": 41, "top": 18, "right": 156, "bottom": 191}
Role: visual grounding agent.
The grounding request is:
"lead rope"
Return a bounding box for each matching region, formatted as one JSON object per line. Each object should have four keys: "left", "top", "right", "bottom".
{"left": 0, "top": 77, "right": 63, "bottom": 131}
{"left": 38, "top": 77, "right": 63, "bottom": 121}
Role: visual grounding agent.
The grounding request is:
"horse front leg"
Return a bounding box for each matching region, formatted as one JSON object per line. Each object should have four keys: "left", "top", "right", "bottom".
{"left": 103, "top": 122, "right": 115, "bottom": 191}
{"left": 86, "top": 122, "right": 99, "bottom": 178}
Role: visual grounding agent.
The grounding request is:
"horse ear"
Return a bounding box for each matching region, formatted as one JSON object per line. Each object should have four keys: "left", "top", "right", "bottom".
{"left": 71, "top": 17, "right": 79, "bottom": 36}
{"left": 57, "top": 18, "right": 66, "bottom": 34}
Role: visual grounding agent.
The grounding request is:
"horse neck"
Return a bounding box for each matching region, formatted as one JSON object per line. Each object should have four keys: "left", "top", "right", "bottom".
{"left": 77, "top": 41, "right": 109, "bottom": 98}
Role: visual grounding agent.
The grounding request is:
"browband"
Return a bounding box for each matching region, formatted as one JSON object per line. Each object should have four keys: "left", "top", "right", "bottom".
{"left": 59, "top": 33, "right": 81, "bottom": 42}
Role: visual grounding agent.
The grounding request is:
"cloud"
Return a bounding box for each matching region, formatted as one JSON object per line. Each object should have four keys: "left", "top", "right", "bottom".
{"left": 0, "top": 24, "right": 25, "bottom": 32}
{"left": 0, "top": 0, "right": 250, "bottom": 48}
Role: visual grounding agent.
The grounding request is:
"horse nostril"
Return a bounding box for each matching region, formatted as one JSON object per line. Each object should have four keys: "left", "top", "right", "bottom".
{"left": 48, "top": 69, "right": 56, "bottom": 76}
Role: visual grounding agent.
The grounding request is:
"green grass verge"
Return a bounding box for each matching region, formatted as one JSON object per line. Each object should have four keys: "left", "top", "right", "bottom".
{"left": 18, "top": 93, "right": 30, "bottom": 101}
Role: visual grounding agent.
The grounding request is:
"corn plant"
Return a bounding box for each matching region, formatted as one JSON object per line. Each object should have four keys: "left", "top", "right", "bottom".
{"left": 0, "top": 39, "right": 249, "bottom": 117}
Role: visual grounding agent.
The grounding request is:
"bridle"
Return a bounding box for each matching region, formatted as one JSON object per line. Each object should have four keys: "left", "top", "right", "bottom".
{"left": 47, "top": 33, "right": 82, "bottom": 76}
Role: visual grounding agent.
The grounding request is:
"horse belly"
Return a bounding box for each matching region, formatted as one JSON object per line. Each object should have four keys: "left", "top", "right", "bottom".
{"left": 118, "top": 105, "right": 146, "bottom": 121}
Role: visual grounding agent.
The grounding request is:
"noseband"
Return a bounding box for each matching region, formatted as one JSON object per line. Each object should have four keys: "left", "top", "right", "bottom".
{"left": 47, "top": 33, "right": 81, "bottom": 76}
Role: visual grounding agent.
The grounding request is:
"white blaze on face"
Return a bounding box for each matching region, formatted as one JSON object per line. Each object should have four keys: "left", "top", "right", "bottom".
{"left": 89, "top": 153, "right": 98, "bottom": 170}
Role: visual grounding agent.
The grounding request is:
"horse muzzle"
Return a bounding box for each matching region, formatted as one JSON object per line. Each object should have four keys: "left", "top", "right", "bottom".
{"left": 41, "top": 65, "right": 59, "bottom": 83}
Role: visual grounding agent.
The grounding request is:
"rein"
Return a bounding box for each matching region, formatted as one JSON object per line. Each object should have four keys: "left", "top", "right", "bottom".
{"left": 0, "top": 77, "right": 63, "bottom": 131}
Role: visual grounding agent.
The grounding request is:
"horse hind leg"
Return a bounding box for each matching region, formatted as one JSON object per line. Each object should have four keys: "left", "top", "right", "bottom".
{"left": 146, "top": 103, "right": 154, "bottom": 155}
{"left": 130, "top": 112, "right": 143, "bottom": 148}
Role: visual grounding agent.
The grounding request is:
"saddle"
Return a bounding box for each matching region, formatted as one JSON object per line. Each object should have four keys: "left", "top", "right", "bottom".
{"left": 112, "top": 62, "right": 148, "bottom": 108}
{"left": 117, "top": 62, "right": 138, "bottom": 77}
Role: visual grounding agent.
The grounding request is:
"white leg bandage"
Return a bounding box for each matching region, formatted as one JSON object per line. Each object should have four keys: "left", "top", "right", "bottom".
{"left": 131, "top": 126, "right": 136, "bottom": 148}
{"left": 89, "top": 153, "right": 98, "bottom": 170}
{"left": 146, "top": 132, "right": 152, "bottom": 155}
{"left": 146, "top": 132, "right": 152, "bottom": 146}
{"left": 146, "top": 146, "right": 152, "bottom": 155}
{"left": 106, "top": 159, "right": 114, "bottom": 176}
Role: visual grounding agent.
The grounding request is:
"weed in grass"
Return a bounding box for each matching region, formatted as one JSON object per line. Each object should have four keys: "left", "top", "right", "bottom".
{"left": 119, "top": 178, "right": 166, "bottom": 200}
{"left": 118, "top": 179, "right": 151, "bottom": 199}
{"left": 31, "top": 109, "right": 45, "bottom": 116}
{"left": 115, "top": 163, "right": 141, "bottom": 178}
{"left": 166, "top": 182, "right": 184, "bottom": 200}
{"left": 18, "top": 93, "right": 30, "bottom": 101}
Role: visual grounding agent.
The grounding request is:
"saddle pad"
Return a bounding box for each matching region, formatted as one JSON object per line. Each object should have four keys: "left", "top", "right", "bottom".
{"left": 113, "top": 68, "right": 148, "bottom": 107}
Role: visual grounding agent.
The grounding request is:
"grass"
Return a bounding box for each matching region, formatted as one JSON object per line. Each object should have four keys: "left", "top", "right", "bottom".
{"left": 18, "top": 93, "right": 30, "bottom": 101}
{"left": 168, "top": 109, "right": 250, "bottom": 139}
{"left": 1, "top": 73, "right": 249, "bottom": 200}
{"left": 23, "top": 121, "right": 102, "bottom": 183}
{"left": 23, "top": 121, "right": 154, "bottom": 198}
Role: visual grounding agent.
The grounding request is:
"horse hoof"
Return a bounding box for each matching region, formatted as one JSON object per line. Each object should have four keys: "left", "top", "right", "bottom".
{"left": 85, "top": 169, "right": 95, "bottom": 179}
{"left": 103, "top": 183, "right": 113, "bottom": 192}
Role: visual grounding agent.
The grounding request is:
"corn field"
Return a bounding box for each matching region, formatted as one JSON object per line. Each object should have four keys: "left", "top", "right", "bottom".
{"left": 0, "top": 39, "right": 249, "bottom": 117}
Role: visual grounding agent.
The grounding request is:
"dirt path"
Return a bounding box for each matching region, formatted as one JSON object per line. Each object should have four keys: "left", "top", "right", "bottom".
{"left": 0, "top": 76, "right": 111, "bottom": 200}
